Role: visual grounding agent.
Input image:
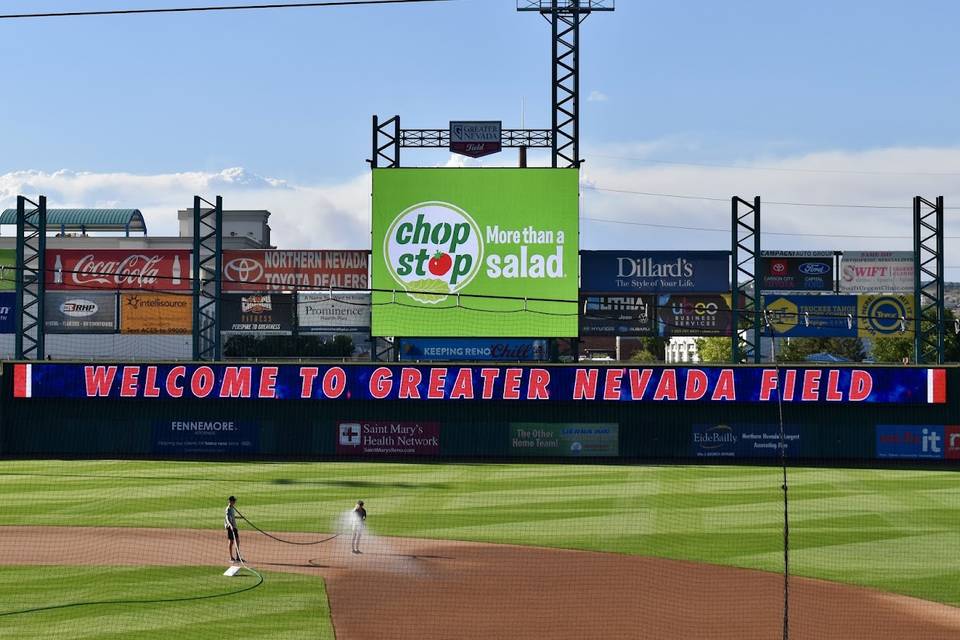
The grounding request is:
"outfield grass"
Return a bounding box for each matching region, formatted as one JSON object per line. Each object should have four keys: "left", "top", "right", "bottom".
{"left": 0, "top": 565, "right": 333, "bottom": 640}
{"left": 1, "top": 460, "right": 959, "bottom": 610}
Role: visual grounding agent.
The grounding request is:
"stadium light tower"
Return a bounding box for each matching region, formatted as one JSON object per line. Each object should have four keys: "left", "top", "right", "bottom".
{"left": 517, "top": 0, "right": 615, "bottom": 168}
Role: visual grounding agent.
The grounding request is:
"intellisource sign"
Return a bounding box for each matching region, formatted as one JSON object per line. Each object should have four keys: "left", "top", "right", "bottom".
{"left": 297, "top": 292, "right": 370, "bottom": 331}
{"left": 840, "top": 251, "right": 914, "bottom": 293}
{"left": 336, "top": 421, "right": 440, "bottom": 456}
{"left": 14, "top": 364, "right": 946, "bottom": 405}
{"left": 220, "top": 294, "right": 294, "bottom": 333}
{"left": 580, "top": 251, "right": 730, "bottom": 294}
{"left": 509, "top": 423, "right": 619, "bottom": 457}
{"left": 658, "top": 294, "right": 732, "bottom": 336}
{"left": 579, "top": 295, "right": 655, "bottom": 337}
{"left": 449, "top": 121, "right": 502, "bottom": 158}
{"left": 222, "top": 250, "right": 368, "bottom": 292}
{"left": 759, "top": 252, "right": 834, "bottom": 292}
{"left": 44, "top": 292, "right": 117, "bottom": 333}
{"left": 371, "top": 168, "right": 579, "bottom": 337}
{"left": 121, "top": 293, "right": 192, "bottom": 334}
{"left": 398, "top": 338, "right": 548, "bottom": 361}
{"left": 46, "top": 249, "right": 190, "bottom": 291}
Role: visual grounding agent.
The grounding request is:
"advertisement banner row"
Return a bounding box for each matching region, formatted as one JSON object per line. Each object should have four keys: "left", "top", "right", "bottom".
{"left": 581, "top": 294, "right": 734, "bottom": 337}
{"left": 763, "top": 294, "right": 915, "bottom": 338}
{"left": 13, "top": 363, "right": 945, "bottom": 404}
{"left": 36, "top": 292, "right": 372, "bottom": 334}
{"left": 40, "top": 249, "right": 369, "bottom": 293}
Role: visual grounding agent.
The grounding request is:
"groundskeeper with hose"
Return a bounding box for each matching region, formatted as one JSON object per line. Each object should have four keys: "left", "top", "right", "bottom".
{"left": 351, "top": 500, "right": 367, "bottom": 554}
{"left": 225, "top": 496, "right": 242, "bottom": 563}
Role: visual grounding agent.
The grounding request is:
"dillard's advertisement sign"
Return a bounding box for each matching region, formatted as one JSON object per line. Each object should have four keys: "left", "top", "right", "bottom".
{"left": 449, "top": 121, "right": 502, "bottom": 159}
{"left": 45, "top": 250, "right": 190, "bottom": 291}
{"left": 580, "top": 251, "right": 731, "bottom": 294}
{"left": 222, "top": 250, "right": 368, "bottom": 292}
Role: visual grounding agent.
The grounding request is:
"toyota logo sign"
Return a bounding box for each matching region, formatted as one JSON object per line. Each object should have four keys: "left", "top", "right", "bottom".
{"left": 224, "top": 258, "right": 264, "bottom": 285}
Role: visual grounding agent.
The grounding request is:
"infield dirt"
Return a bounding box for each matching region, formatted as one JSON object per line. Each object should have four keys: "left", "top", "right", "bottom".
{"left": 1, "top": 526, "right": 958, "bottom": 639}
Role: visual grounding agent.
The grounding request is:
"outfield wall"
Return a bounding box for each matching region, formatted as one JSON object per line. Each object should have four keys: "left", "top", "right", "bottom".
{"left": 0, "top": 362, "right": 956, "bottom": 463}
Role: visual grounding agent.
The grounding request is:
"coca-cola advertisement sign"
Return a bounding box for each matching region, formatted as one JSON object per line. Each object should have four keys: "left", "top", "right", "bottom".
{"left": 46, "top": 250, "right": 190, "bottom": 291}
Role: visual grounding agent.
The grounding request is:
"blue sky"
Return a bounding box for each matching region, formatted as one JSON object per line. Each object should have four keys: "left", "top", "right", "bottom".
{"left": 1, "top": 0, "right": 959, "bottom": 257}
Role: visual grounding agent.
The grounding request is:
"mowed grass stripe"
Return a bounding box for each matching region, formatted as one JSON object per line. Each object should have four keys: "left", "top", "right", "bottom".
{"left": 0, "top": 566, "right": 332, "bottom": 640}
{"left": 1, "top": 460, "right": 959, "bottom": 606}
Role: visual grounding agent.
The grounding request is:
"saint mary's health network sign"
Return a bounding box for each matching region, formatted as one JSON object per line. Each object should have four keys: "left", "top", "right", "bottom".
{"left": 12, "top": 364, "right": 946, "bottom": 405}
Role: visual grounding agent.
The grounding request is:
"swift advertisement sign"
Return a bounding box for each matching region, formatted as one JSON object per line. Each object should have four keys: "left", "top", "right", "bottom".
{"left": 580, "top": 251, "right": 730, "bottom": 294}
{"left": 759, "top": 252, "right": 834, "bottom": 292}
{"left": 840, "top": 251, "right": 913, "bottom": 293}
{"left": 222, "top": 250, "right": 368, "bottom": 292}
{"left": 46, "top": 250, "right": 191, "bottom": 292}
{"left": 12, "top": 363, "right": 946, "bottom": 405}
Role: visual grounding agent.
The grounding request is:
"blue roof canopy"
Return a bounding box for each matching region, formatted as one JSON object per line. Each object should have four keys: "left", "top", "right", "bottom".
{"left": 0, "top": 208, "right": 147, "bottom": 236}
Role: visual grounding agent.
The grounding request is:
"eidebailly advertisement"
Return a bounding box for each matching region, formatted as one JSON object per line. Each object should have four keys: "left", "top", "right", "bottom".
{"left": 371, "top": 168, "right": 579, "bottom": 337}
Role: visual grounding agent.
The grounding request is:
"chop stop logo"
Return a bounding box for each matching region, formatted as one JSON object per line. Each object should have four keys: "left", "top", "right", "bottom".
{"left": 385, "top": 202, "right": 483, "bottom": 303}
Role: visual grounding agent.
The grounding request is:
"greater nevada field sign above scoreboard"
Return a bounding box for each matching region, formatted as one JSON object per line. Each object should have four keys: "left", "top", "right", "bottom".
{"left": 372, "top": 169, "right": 579, "bottom": 337}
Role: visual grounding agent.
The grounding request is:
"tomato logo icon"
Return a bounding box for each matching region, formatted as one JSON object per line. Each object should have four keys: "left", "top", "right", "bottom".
{"left": 428, "top": 251, "right": 452, "bottom": 276}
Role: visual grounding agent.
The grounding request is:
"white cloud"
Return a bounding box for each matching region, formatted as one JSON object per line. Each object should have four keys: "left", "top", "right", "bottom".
{"left": 587, "top": 90, "right": 609, "bottom": 102}
{"left": 2, "top": 144, "right": 959, "bottom": 274}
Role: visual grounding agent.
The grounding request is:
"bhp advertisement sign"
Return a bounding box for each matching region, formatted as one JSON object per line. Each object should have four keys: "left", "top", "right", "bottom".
{"left": 371, "top": 168, "right": 579, "bottom": 337}
{"left": 222, "top": 250, "right": 368, "bottom": 292}
{"left": 12, "top": 363, "right": 946, "bottom": 405}
{"left": 336, "top": 421, "right": 440, "bottom": 456}
{"left": 121, "top": 293, "right": 192, "bottom": 334}
{"left": 44, "top": 292, "right": 117, "bottom": 333}
{"left": 580, "top": 250, "right": 730, "bottom": 294}
{"left": 46, "top": 250, "right": 190, "bottom": 291}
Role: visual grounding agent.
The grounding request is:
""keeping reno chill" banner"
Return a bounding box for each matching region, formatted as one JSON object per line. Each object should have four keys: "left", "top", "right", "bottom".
{"left": 11, "top": 363, "right": 946, "bottom": 404}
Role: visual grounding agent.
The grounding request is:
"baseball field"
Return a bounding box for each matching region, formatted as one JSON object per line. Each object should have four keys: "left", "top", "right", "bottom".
{"left": 1, "top": 460, "right": 959, "bottom": 639}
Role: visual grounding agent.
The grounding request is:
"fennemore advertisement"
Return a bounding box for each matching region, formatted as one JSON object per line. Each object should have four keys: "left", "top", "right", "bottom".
{"left": 371, "top": 168, "right": 579, "bottom": 337}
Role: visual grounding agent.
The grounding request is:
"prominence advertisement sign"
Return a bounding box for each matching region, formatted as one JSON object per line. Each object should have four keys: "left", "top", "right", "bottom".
{"left": 44, "top": 292, "right": 118, "bottom": 333}
{"left": 121, "top": 293, "right": 192, "bottom": 334}
{"left": 297, "top": 292, "right": 370, "bottom": 332}
{"left": 12, "top": 363, "right": 946, "bottom": 404}
{"left": 759, "top": 251, "right": 834, "bottom": 292}
{"left": 840, "top": 251, "right": 914, "bottom": 293}
{"left": 371, "top": 168, "right": 579, "bottom": 337}
{"left": 580, "top": 251, "right": 730, "bottom": 294}
{"left": 222, "top": 250, "right": 368, "bottom": 292}
{"left": 46, "top": 249, "right": 191, "bottom": 291}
